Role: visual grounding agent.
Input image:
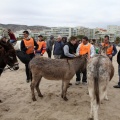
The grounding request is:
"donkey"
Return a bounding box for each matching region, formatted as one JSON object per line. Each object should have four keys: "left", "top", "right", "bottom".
{"left": 87, "top": 45, "right": 114, "bottom": 120}
{"left": 0, "top": 40, "right": 19, "bottom": 75}
{"left": 0, "top": 40, "right": 19, "bottom": 102}
{"left": 29, "top": 55, "right": 87, "bottom": 101}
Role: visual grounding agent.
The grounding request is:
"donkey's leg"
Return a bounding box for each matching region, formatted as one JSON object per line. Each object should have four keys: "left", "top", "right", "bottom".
{"left": 88, "top": 88, "right": 94, "bottom": 120}
{"left": 104, "top": 86, "right": 109, "bottom": 101}
{"left": 93, "top": 100, "right": 99, "bottom": 120}
{"left": 35, "top": 76, "right": 43, "bottom": 97}
{"left": 62, "top": 80, "right": 70, "bottom": 101}
{"left": 30, "top": 79, "right": 36, "bottom": 101}
{"left": 61, "top": 80, "right": 64, "bottom": 98}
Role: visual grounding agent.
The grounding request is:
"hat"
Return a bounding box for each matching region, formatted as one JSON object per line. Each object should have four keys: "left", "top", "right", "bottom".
{"left": 38, "top": 35, "right": 43, "bottom": 37}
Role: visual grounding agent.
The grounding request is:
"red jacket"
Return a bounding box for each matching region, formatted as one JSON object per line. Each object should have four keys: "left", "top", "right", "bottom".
{"left": 8, "top": 33, "right": 16, "bottom": 40}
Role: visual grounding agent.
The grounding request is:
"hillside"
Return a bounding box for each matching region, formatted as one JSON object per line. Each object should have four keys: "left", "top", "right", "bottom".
{"left": 0, "top": 23, "right": 50, "bottom": 32}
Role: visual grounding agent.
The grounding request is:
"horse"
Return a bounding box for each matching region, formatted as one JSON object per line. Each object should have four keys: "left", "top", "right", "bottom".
{"left": 87, "top": 45, "right": 114, "bottom": 120}
{"left": 29, "top": 55, "right": 87, "bottom": 101}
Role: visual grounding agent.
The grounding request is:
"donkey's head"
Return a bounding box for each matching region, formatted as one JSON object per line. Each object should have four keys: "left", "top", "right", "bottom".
{"left": 0, "top": 42, "right": 19, "bottom": 70}
{"left": 99, "top": 44, "right": 111, "bottom": 55}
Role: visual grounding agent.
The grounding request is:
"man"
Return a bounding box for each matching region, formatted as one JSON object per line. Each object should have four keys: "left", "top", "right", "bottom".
{"left": 46, "top": 35, "right": 54, "bottom": 58}
{"left": 113, "top": 50, "right": 120, "bottom": 88}
{"left": 101, "top": 35, "right": 117, "bottom": 61}
{"left": 21, "top": 31, "right": 38, "bottom": 83}
{"left": 8, "top": 29, "right": 17, "bottom": 43}
{"left": 61, "top": 36, "right": 77, "bottom": 85}
{"left": 76, "top": 36, "right": 95, "bottom": 85}
{"left": 53, "top": 35, "right": 64, "bottom": 59}
{"left": 36, "top": 35, "right": 46, "bottom": 56}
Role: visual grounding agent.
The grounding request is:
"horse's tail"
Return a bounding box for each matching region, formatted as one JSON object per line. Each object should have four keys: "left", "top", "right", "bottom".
{"left": 94, "top": 57, "right": 100, "bottom": 105}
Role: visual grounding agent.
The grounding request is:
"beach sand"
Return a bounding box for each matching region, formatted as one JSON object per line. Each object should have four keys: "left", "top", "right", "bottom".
{"left": 0, "top": 51, "right": 120, "bottom": 120}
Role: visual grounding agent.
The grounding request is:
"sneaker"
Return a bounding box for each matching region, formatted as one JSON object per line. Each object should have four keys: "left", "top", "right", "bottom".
{"left": 82, "top": 82, "right": 87, "bottom": 85}
{"left": 75, "top": 81, "right": 80, "bottom": 85}
{"left": 113, "top": 85, "right": 120, "bottom": 88}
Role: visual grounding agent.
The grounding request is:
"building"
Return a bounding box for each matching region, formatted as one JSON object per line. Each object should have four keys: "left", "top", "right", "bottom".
{"left": 107, "top": 25, "right": 118, "bottom": 33}
{"left": 39, "top": 27, "right": 76, "bottom": 40}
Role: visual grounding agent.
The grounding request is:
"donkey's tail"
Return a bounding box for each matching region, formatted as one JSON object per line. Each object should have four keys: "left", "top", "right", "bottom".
{"left": 94, "top": 58, "right": 100, "bottom": 105}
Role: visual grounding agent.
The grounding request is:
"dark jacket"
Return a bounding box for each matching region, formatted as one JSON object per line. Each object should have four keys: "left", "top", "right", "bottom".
{"left": 112, "top": 44, "right": 117, "bottom": 56}
{"left": 117, "top": 50, "right": 120, "bottom": 65}
{"left": 61, "top": 42, "right": 76, "bottom": 58}
{"left": 53, "top": 41, "right": 64, "bottom": 55}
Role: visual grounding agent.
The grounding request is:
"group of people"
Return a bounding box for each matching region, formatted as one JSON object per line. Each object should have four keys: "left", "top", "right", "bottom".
{"left": 1, "top": 29, "right": 120, "bottom": 88}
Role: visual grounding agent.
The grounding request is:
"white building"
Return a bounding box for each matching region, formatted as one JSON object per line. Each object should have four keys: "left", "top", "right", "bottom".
{"left": 107, "top": 25, "right": 118, "bottom": 33}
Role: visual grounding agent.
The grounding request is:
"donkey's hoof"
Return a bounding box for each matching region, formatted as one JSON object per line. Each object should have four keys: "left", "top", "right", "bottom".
{"left": 32, "top": 97, "right": 37, "bottom": 101}
{"left": 88, "top": 118, "right": 93, "bottom": 120}
{"left": 0, "top": 100, "right": 2, "bottom": 103}
{"left": 38, "top": 94, "right": 43, "bottom": 97}
{"left": 61, "top": 94, "right": 63, "bottom": 98}
{"left": 63, "top": 97, "right": 68, "bottom": 101}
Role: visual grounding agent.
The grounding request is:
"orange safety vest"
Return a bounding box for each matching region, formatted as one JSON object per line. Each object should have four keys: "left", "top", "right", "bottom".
{"left": 101, "top": 43, "right": 113, "bottom": 55}
{"left": 79, "top": 43, "right": 91, "bottom": 55}
{"left": 23, "top": 38, "right": 34, "bottom": 54}
{"left": 37, "top": 41, "right": 46, "bottom": 54}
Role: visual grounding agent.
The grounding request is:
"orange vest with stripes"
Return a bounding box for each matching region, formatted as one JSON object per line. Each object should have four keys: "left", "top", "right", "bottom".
{"left": 23, "top": 38, "right": 34, "bottom": 54}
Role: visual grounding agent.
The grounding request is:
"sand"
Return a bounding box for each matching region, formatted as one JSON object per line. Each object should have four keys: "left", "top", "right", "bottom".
{"left": 0, "top": 51, "right": 120, "bottom": 120}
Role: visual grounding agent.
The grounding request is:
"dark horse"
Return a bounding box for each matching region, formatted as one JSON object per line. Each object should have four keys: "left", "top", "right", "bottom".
{"left": 0, "top": 40, "right": 19, "bottom": 102}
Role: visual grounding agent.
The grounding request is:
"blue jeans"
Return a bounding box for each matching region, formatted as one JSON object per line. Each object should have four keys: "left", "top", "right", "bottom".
{"left": 10, "top": 39, "right": 16, "bottom": 43}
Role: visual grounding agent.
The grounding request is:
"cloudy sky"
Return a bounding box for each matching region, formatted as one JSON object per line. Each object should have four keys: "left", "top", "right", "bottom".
{"left": 0, "top": 0, "right": 120, "bottom": 28}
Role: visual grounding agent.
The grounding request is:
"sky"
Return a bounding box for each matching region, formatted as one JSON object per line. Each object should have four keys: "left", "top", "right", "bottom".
{"left": 0, "top": 0, "right": 120, "bottom": 28}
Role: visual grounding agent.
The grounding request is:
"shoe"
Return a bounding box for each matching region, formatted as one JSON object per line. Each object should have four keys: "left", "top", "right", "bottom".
{"left": 75, "top": 81, "right": 80, "bottom": 85}
{"left": 113, "top": 85, "right": 120, "bottom": 88}
{"left": 69, "top": 83, "right": 72, "bottom": 85}
{"left": 82, "top": 82, "right": 87, "bottom": 85}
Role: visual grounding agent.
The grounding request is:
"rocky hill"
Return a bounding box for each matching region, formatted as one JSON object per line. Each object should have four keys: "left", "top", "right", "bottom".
{"left": 0, "top": 23, "right": 50, "bottom": 32}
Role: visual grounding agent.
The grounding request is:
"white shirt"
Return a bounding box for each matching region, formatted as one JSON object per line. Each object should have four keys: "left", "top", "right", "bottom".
{"left": 76, "top": 43, "right": 95, "bottom": 57}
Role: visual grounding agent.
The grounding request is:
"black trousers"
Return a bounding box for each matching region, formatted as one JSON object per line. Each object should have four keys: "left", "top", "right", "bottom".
{"left": 47, "top": 49, "right": 52, "bottom": 58}
{"left": 76, "top": 69, "right": 87, "bottom": 83}
{"left": 25, "top": 53, "right": 35, "bottom": 80}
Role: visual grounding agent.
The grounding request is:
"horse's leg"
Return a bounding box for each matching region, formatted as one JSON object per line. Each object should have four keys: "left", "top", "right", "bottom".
{"left": 35, "top": 76, "right": 43, "bottom": 97}
{"left": 62, "top": 80, "right": 70, "bottom": 101}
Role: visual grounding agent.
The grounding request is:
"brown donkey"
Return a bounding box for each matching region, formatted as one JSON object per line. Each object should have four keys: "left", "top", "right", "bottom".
{"left": 87, "top": 45, "right": 114, "bottom": 120}
{"left": 29, "top": 55, "right": 87, "bottom": 101}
